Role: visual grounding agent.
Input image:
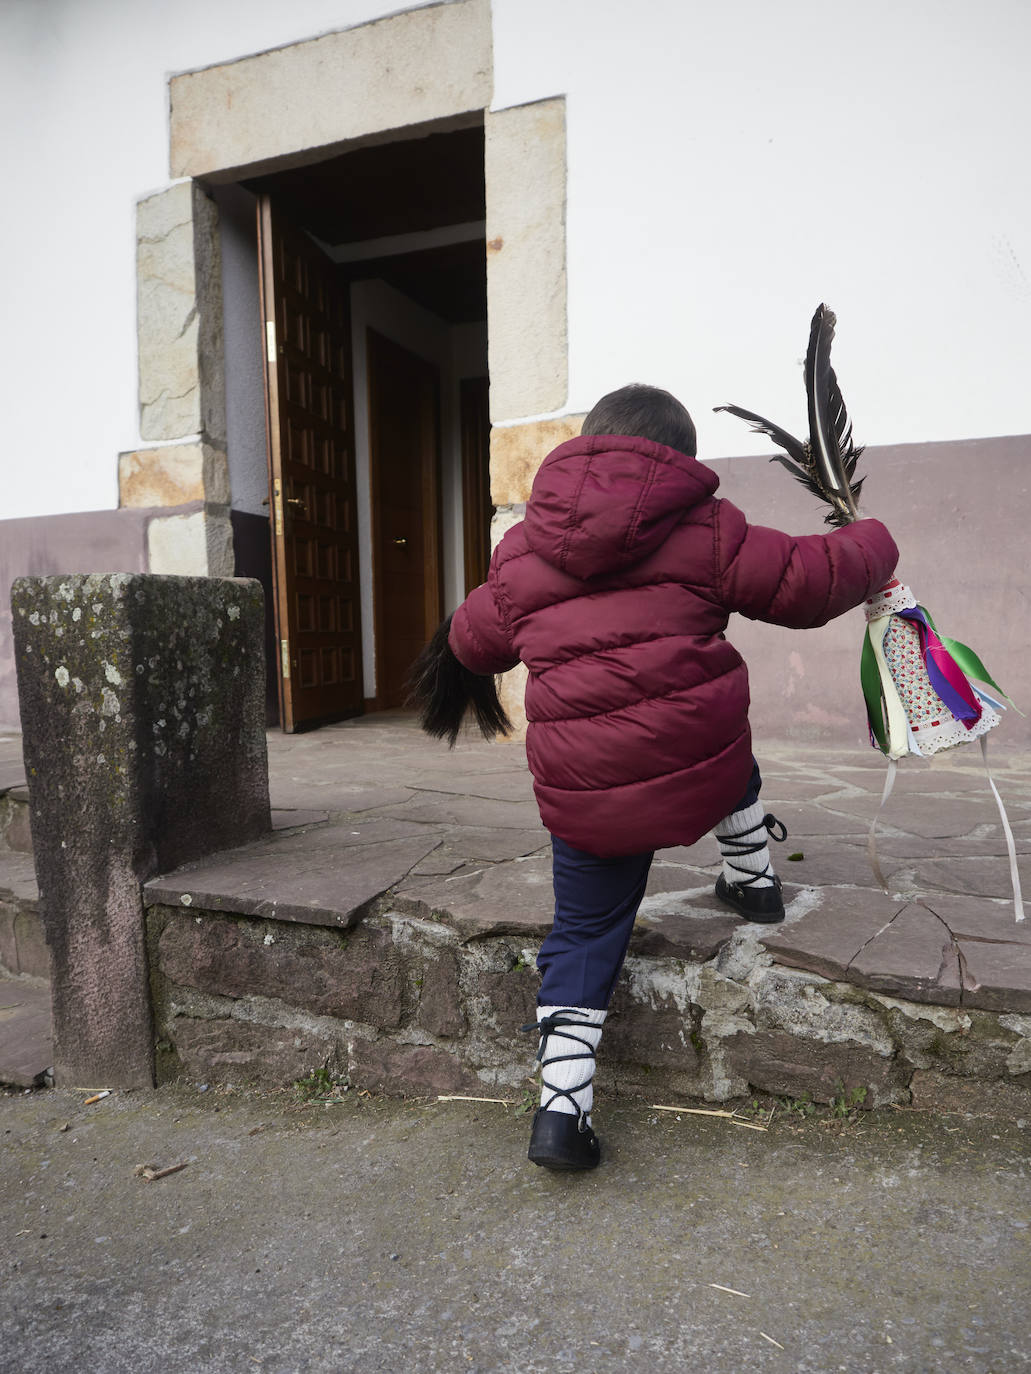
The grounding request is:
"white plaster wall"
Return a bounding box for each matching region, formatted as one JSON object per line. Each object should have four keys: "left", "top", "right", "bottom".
{"left": 491, "top": 0, "right": 1031, "bottom": 457}
{"left": 5, "top": 0, "right": 1029, "bottom": 523}
{"left": 349, "top": 280, "right": 485, "bottom": 696}
{"left": 0, "top": 0, "right": 451, "bottom": 522}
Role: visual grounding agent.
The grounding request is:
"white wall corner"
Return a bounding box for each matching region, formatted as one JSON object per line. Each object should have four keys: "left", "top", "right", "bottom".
{"left": 485, "top": 98, "right": 568, "bottom": 422}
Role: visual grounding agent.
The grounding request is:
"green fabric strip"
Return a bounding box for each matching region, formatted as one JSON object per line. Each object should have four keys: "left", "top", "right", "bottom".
{"left": 860, "top": 625, "right": 888, "bottom": 754}
{"left": 921, "top": 602, "right": 1017, "bottom": 711}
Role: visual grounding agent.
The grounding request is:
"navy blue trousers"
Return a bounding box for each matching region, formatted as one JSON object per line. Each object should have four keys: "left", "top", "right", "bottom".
{"left": 536, "top": 762, "right": 762, "bottom": 1010}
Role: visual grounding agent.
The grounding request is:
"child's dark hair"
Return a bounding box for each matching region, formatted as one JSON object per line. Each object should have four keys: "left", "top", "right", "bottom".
{"left": 581, "top": 384, "right": 697, "bottom": 456}
{"left": 407, "top": 614, "right": 512, "bottom": 748}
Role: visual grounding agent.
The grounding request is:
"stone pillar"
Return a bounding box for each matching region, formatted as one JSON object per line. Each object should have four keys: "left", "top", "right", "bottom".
{"left": 135, "top": 181, "right": 233, "bottom": 577}
{"left": 485, "top": 98, "right": 569, "bottom": 422}
{"left": 11, "top": 574, "right": 271, "bottom": 1088}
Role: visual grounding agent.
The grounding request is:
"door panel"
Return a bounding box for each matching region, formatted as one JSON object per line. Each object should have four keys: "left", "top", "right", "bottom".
{"left": 367, "top": 329, "right": 443, "bottom": 708}
{"left": 257, "top": 196, "right": 363, "bottom": 731}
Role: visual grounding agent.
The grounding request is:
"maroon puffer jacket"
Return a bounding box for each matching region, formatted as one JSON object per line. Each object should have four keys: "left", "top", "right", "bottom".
{"left": 450, "top": 434, "right": 898, "bottom": 856}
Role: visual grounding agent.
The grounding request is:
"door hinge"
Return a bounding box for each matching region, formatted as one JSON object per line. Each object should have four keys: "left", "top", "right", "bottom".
{"left": 266, "top": 320, "right": 277, "bottom": 363}
{"left": 280, "top": 638, "right": 291, "bottom": 680}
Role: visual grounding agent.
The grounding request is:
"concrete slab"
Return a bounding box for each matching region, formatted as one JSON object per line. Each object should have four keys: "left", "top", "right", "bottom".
{"left": 847, "top": 902, "right": 964, "bottom": 1005}
{"left": 425, "top": 826, "right": 549, "bottom": 863}
{"left": 959, "top": 940, "right": 1031, "bottom": 1013}
{"left": 770, "top": 839, "right": 879, "bottom": 888}
{"left": 409, "top": 845, "right": 471, "bottom": 877}
{"left": 761, "top": 895, "right": 906, "bottom": 982}
{"left": 753, "top": 800, "right": 867, "bottom": 837}
{"left": 0, "top": 761, "right": 26, "bottom": 793}
{"left": 908, "top": 854, "right": 1031, "bottom": 901}
{"left": 408, "top": 769, "right": 538, "bottom": 803}
{"left": 146, "top": 824, "right": 445, "bottom": 929}
{"left": 851, "top": 824, "right": 1031, "bottom": 859}
{"left": 0, "top": 850, "right": 39, "bottom": 904}
{"left": 920, "top": 892, "right": 1031, "bottom": 944}
{"left": 396, "top": 851, "right": 555, "bottom": 940}
{"left": 372, "top": 790, "right": 544, "bottom": 831}
{"left": 0, "top": 978, "right": 51, "bottom": 1086}
{"left": 269, "top": 781, "right": 415, "bottom": 812}
{"left": 759, "top": 773, "right": 867, "bottom": 804}
{"left": 836, "top": 759, "right": 1025, "bottom": 795}
{"left": 631, "top": 905, "right": 740, "bottom": 961}
{"left": 827, "top": 792, "right": 1004, "bottom": 839}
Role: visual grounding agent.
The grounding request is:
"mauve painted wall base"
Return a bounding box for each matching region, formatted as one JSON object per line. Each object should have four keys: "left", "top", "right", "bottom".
{"left": 0, "top": 506, "right": 280, "bottom": 731}
{"left": 709, "top": 433, "right": 1031, "bottom": 752}
{"left": 2, "top": 434, "right": 1028, "bottom": 750}
{"left": 0, "top": 508, "right": 155, "bottom": 729}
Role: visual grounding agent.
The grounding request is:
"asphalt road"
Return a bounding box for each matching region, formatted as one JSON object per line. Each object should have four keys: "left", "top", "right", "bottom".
{"left": 2, "top": 1084, "right": 1029, "bottom": 1373}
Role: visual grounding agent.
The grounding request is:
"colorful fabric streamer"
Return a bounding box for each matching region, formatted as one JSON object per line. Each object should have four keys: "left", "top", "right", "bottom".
{"left": 860, "top": 577, "right": 1023, "bottom": 921}
{"left": 860, "top": 579, "right": 1006, "bottom": 761}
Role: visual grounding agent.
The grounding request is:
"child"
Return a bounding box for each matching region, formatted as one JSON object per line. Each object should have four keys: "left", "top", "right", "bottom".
{"left": 412, "top": 384, "right": 898, "bottom": 1171}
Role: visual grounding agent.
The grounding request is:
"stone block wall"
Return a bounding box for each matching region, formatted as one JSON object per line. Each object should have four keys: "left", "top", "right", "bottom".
{"left": 146, "top": 895, "right": 1031, "bottom": 1114}
{"left": 0, "top": 897, "right": 47, "bottom": 982}
{"left": 132, "top": 181, "right": 233, "bottom": 579}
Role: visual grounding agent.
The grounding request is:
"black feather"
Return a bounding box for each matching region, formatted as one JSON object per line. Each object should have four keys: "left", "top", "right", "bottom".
{"left": 805, "top": 304, "right": 861, "bottom": 524}
{"left": 406, "top": 614, "right": 513, "bottom": 748}
{"left": 713, "top": 304, "right": 866, "bottom": 526}
{"left": 713, "top": 404, "right": 808, "bottom": 470}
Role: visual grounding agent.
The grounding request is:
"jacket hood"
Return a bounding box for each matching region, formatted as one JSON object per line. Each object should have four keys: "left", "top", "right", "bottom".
{"left": 523, "top": 434, "right": 720, "bottom": 579}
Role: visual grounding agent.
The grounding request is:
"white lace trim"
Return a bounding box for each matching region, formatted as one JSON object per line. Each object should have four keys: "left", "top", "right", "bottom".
{"left": 865, "top": 580, "right": 918, "bottom": 622}
{"left": 909, "top": 706, "right": 1000, "bottom": 757}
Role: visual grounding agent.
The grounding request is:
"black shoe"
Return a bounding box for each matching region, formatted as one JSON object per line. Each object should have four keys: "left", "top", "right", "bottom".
{"left": 528, "top": 1108, "right": 601, "bottom": 1171}
{"left": 715, "top": 872, "right": 785, "bottom": 924}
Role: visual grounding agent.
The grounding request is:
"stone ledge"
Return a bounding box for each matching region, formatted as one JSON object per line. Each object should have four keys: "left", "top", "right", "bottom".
{"left": 146, "top": 891, "right": 1031, "bottom": 1114}
{"left": 145, "top": 820, "right": 444, "bottom": 929}
{"left": 0, "top": 791, "right": 32, "bottom": 853}
{"left": 0, "top": 978, "right": 52, "bottom": 1088}
{"left": 762, "top": 890, "right": 1031, "bottom": 1013}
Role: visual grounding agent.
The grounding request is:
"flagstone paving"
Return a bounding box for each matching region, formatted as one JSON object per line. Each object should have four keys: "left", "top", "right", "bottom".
{"left": 3, "top": 717, "right": 1031, "bottom": 1090}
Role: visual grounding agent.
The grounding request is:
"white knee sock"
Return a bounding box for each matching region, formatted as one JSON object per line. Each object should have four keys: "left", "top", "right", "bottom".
{"left": 715, "top": 801, "right": 777, "bottom": 889}
{"left": 534, "top": 1005, "right": 606, "bottom": 1123}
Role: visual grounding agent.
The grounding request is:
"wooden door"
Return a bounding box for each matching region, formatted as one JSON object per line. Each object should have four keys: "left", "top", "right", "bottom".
{"left": 366, "top": 329, "right": 443, "bottom": 708}
{"left": 257, "top": 196, "right": 363, "bottom": 732}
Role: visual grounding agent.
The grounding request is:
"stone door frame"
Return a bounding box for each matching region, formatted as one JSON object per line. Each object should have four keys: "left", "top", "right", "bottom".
{"left": 127, "top": 0, "right": 574, "bottom": 588}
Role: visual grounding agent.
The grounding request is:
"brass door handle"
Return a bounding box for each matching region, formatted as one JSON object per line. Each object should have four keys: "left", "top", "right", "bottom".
{"left": 286, "top": 498, "right": 308, "bottom": 515}
{"left": 393, "top": 537, "right": 408, "bottom": 547}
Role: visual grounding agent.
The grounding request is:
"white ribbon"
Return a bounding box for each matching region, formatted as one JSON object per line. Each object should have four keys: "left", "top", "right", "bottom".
{"left": 980, "top": 735, "right": 1024, "bottom": 922}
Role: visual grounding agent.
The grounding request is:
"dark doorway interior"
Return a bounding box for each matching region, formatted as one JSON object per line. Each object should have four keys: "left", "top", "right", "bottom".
{"left": 366, "top": 329, "right": 442, "bottom": 707}
{"left": 240, "top": 120, "right": 490, "bottom": 728}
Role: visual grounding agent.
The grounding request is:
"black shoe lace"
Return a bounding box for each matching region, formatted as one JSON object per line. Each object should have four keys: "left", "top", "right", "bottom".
{"left": 519, "top": 1009, "right": 598, "bottom": 1133}
{"left": 719, "top": 812, "right": 787, "bottom": 889}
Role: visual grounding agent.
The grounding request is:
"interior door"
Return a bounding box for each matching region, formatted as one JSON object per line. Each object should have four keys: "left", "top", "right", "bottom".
{"left": 366, "top": 328, "right": 443, "bottom": 708}
{"left": 257, "top": 196, "right": 363, "bottom": 731}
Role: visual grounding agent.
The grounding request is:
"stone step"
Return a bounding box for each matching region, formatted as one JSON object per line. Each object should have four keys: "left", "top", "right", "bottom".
{"left": 142, "top": 827, "right": 1031, "bottom": 1114}
{"left": 0, "top": 851, "right": 44, "bottom": 981}
{"left": 0, "top": 745, "right": 31, "bottom": 854}
{"left": 0, "top": 977, "right": 52, "bottom": 1088}
{"left": 0, "top": 786, "right": 32, "bottom": 854}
